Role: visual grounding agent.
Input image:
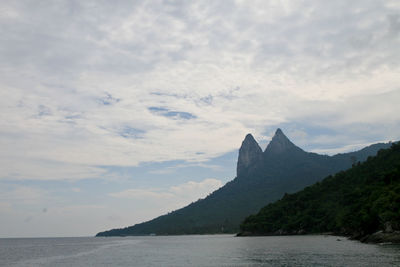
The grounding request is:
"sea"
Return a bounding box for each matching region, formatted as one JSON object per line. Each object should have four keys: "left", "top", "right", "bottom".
{"left": 1, "top": 235, "right": 399, "bottom": 266}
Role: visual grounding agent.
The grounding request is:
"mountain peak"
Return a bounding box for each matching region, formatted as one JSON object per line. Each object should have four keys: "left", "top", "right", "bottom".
{"left": 244, "top": 133, "right": 256, "bottom": 142}
{"left": 237, "top": 133, "right": 262, "bottom": 177}
{"left": 275, "top": 128, "right": 284, "bottom": 136}
{"left": 265, "top": 129, "right": 297, "bottom": 154}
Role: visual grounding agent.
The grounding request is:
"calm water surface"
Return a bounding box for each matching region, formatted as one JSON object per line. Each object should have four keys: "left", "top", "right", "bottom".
{"left": 1, "top": 235, "right": 399, "bottom": 266}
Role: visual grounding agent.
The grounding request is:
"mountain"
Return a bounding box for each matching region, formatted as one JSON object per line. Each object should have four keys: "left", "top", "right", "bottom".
{"left": 236, "top": 133, "right": 262, "bottom": 177}
{"left": 265, "top": 128, "right": 297, "bottom": 154}
{"left": 239, "top": 142, "right": 400, "bottom": 243}
{"left": 96, "top": 129, "right": 391, "bottom": 236}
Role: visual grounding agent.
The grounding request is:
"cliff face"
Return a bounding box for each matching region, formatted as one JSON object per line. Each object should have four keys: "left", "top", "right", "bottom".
{"left": 237, "top": 134, "right": 262, "bottom": 177}
{"left": 237, "top": 129, "right": 303, "bottom": 177}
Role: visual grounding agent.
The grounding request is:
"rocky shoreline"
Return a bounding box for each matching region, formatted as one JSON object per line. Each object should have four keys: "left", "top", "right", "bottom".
{"left": 359, "top": 231, "right": 400, "bottom": 244}
{"left": 237, "top": 230, "right": 400, "bottom": 244}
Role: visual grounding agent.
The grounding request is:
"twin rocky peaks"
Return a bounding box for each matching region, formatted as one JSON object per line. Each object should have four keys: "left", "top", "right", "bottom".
{"left": 237, "top": 129, "right": 298, "bottom": 176}
{"left": 97, "top": 128, "right": 391, "bottom": 236}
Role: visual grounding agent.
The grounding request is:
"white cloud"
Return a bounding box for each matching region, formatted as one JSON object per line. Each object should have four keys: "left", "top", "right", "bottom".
{"left": 71, "top": 187, "right": 81, "bottom": 193}
{"left": 170, "top": 178, "right": 223, "bottom": 198}
{"left": 109, "top": 189, "right": 174, "bottom": 200}
{"left": 310, "top": 141, "right": 388, "bottom": 156}
{"left": 104, "top": 178, "right": 224, "bottom": 231}
{"left": 0, "top": 155, "right": 107, "bottom": 180}
{"left": 109, "top": 178, "right": 223, "bottom": 202}
{"left": 0, "top": 186, "right": 47, "bottom": 203}
{"left": 0, "top": 202, "right": 11, "bottom": 212}
{"left": 0, "top": 0, "right": 399, "bottom": 182}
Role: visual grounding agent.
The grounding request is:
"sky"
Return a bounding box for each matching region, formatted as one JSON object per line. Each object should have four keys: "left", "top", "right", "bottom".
{"left": 0, "top": 0, "right": 399, "bottom": 237}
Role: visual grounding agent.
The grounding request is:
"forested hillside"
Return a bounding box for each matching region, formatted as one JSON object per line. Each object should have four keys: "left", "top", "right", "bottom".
{"left": 239, "top": 143, "right": 400, "bottom": 242}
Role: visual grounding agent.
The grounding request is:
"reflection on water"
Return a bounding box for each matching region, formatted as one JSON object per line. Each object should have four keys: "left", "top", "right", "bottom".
{"left": 1, "top": 235, "right": 399, "bottom": 267}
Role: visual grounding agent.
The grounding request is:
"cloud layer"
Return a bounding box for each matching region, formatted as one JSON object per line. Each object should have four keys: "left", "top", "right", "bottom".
{"left": 109, "top": 178, "right": 222, "bottom": 201}
{"left": 1, "top": 0, "right": 399, "bottom": 182}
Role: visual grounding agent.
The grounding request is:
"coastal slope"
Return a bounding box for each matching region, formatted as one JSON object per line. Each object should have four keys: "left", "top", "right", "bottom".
{"left": 239, "top": 143, "right": 400, "bottom": 242}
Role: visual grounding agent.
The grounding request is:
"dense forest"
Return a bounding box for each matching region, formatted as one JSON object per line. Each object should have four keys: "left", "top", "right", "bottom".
{"left": 239, "top": 143, "right": 400, "bottom": 242}
{"left": 97, "top": 129, "right": 391, "bottom": 236}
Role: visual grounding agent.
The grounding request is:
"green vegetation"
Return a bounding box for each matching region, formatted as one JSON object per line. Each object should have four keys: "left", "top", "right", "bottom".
{"left": 240, "top": 143, "right": 400, "bottom": 240}
{"left": 96, "top": 130, "right": 390, "bottom": 237}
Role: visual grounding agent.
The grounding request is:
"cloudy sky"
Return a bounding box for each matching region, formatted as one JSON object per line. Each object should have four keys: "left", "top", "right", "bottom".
{"left": 1, "top": 0, "right": 399, "bottom": 237}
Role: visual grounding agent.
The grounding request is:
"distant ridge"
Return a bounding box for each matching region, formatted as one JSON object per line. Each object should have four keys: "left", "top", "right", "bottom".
{"left": 96, "top": 129, "right": 391, "bottom": 236}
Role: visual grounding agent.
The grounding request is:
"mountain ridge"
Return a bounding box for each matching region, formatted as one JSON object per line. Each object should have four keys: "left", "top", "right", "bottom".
{"left": 96, "top": 130, "right": 392, "bottom": 236}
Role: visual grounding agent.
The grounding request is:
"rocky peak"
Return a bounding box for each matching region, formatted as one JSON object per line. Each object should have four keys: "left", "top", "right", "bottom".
{"left": 237, "top": 134, "right": 262, "bottom": 177}
{"left": 265, "top": 128, "right": 296, "bottom": 154}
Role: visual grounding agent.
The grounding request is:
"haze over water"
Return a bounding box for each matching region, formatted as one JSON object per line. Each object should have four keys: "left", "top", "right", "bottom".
{"left": 1, "top": 235, "right": 400, "bottom": 267}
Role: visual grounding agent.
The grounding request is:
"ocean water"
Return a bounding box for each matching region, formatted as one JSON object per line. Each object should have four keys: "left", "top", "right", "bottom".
{"left": 1, "top": 235, "right": 399, "bottom": 267}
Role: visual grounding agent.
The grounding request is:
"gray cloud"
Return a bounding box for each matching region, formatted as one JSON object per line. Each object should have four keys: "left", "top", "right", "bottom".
{"left": 0, "top": 0, "right": 399, "bottom": 180}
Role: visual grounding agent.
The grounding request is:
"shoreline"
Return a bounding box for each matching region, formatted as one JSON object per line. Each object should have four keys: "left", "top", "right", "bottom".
{"left": 359, "top": 231, "right": 400, "bottom": 244}
{"left": 236, "top": 231, "right": 400, "bottom": 244}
